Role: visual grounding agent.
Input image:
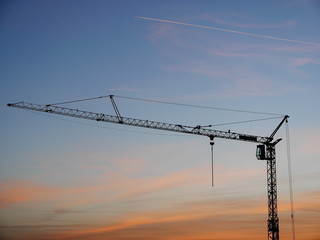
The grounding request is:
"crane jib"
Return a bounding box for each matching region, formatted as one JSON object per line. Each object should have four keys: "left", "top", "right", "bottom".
{"left": 7, "top": 101, "right": 271, "bottom": 144}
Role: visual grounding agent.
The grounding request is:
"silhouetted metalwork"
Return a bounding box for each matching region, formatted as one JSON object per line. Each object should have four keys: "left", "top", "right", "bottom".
{"left": 258, "top": 143, "right": 280, "bottom": 240}
{"left": 7, "top": 102, "right": 273, "bottom": 143}
{"left": 7, "top": 99, "right": 289, "bottom": 240}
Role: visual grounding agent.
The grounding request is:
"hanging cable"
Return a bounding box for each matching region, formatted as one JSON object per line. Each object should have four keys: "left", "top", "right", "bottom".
{"left": 211, "top": 116, "right": 283, "bottom": 127}
{"left": 44, "top": 94, "right": 284, "bottom": 130}
{"left": 115, "top": 95, "right": 285, "bottom": 116}
{"left": 286, "top": 119, "right": 296, "bottom": 240}
{"left": 47, "top": 95, "right": 110, "bottom": 106}
{"left": 45, "top": 94, "right": 285, "bottom": 116}
{"left": 210, "top": 137, "right": 215, "bottom": 187}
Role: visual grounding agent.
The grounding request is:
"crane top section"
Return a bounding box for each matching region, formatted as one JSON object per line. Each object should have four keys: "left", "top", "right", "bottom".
{"left": 7, "top": 101, "right": 286, "bottom": 144}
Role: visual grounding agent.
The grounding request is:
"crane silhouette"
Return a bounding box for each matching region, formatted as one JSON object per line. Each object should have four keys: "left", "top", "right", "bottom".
{"left": 8, "top": 95, "right": 289, "bottom": 240}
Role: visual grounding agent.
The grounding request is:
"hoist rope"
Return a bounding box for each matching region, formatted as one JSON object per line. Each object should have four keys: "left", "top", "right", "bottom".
{"left": 286, "top": 119, "right": 296, "bottom": 240}
{"left": 210, "top": 141, "right": 215, "bottom": 187}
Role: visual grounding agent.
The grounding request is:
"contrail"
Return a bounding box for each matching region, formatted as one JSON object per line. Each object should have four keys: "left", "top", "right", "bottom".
{"left": 136, "top": 16, "right": 320, "bottom": 46}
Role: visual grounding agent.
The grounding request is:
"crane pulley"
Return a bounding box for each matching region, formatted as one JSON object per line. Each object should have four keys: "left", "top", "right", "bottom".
{"left": 7, "top": 96, "right": 289, "bottom": 240}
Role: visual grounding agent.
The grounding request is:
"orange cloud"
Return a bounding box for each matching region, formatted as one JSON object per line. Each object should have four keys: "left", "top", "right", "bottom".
{"left": 0, "top": 160, "right": 264, "bottom": 209}
{"left": 2, "top": 188, "right": 319, "bottom": 240}
{"left": 0, "top": 178, "right": 118, "bottom": 209}
{"left": 61, "top": 193, "right": 319, "bottom": 240}
{"left": 1, "top": 165, "right": 319, "bottom": 240}
{"left": 113, "top": 157, "right": 147, "bottom": 172}
{"left": 0, "top": 163, "right": 207, "bottom": 209}
{"left": 0, "top": 179, "right": 59, "bottom": 207}
{"left": 46, "top": 196, "right": 269, "bottom": 240}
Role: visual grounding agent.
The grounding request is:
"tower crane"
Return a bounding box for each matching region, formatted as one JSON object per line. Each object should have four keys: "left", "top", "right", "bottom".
{"left": 8, "top": 96, "right": 289, "bottom": 240}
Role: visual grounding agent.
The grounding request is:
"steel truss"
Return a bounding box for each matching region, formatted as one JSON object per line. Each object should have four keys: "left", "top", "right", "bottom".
{"left": 7, "top": 100, "right": 289, "bottom": 240}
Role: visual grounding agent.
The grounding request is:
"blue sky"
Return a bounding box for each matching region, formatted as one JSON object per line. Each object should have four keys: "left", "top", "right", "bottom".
{"left": 1, "top": 1, "right": 320, "bottom": 239}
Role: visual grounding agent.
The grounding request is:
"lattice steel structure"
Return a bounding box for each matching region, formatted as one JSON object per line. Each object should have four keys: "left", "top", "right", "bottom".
{"left": 8, "top": 99, "right": 289, "bottom": 240}
{"left": 266, "top": 144, "right": 279, "bottom": 240}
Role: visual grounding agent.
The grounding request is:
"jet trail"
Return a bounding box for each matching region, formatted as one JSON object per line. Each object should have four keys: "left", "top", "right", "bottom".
{"left": 136, "top": 16, "right": 320, "bottom": 46}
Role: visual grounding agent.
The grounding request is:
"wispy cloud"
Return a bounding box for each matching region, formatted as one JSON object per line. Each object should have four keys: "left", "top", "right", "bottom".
{"left": 210, "top": 49, "right": 254, "bottom": 57}
{"left": 107, "top": 87, "right": 141, "bottom": 92}
{"left": 161, "top": 65, "right": 227, "bottom": 78}
{"left": 7, "top": 189, "right": 320, "bottom": 240}
{"left": 0, "top": 159, "right": 264, "bottom": 210}
{"left": 53, "top": 208, "right": 84, "bottom": 214}
{"left": 50, "top": 191, "right": 320, "bottom": 240}
{"left": 201, "top": 13, "right": 296, "bottom": 29}
{"left": 2, "top": 174, "right": 319, "bottom": 239}
{"left": 136, "top": 16, "right": 320, "bottom": 46}
{"left": 101, "top": 165, "right": 209, "bottom": 203}
{"left": 298, "top": 128, "right": 320, "bottom": 155}
{"left": 290, "top": 57, "right": 320, "bottom": 67}
{"left": 0, "top": 164, "right": 206, "bottom": 209}
{"left": 0, "top": 179, "right": 58, "bottom": 208}
{"left": 113, "top": 157, "right": 147, "bottom": 173}
{"left": 162, "top": 64, "right": 281, "bottom": 98}
{"left": 53, "top": 196, "right": 269, "bottom": 240}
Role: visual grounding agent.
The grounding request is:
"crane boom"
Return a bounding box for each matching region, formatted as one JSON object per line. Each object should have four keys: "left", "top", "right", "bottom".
{"left": 7, "top": 99, "right": 289, "bottom": 240}
{"left": 8, "top": 101, "right": 272, "bottom": 144}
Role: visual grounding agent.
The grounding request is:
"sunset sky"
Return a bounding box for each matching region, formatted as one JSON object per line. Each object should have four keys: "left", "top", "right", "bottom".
{"left": 1, "top": 0, "right": 320, "bottom": 240}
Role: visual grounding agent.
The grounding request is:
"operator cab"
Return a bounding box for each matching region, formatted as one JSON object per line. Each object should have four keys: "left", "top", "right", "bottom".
{"left": 256, "top": 145, "right": 266, "bottom": 160}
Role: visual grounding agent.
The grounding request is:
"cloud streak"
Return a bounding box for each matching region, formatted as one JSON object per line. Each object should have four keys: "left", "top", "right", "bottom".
{"left": 202, "top": 13, "right": 296, "bottom": 29}
{"left": 2, "top": 177, "right": 319, "bottom": 240}
{"left": 136, "top": 16, "right": 320, "bottom": 46}
{"left": 290, "top": 57, "right": 320, "bottom": 67}
{"left": 47, "top": 196, "right": 269, "bottom": 240}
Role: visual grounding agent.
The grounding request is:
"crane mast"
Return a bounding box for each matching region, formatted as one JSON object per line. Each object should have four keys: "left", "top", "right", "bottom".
{"left": 7, "top": 98, "right": 289, "bottom": 240}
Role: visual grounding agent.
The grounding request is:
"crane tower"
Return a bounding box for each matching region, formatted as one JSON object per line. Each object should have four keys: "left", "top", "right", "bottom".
{"left": 8, "top": 96, "right": 289, "bottom": 240}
